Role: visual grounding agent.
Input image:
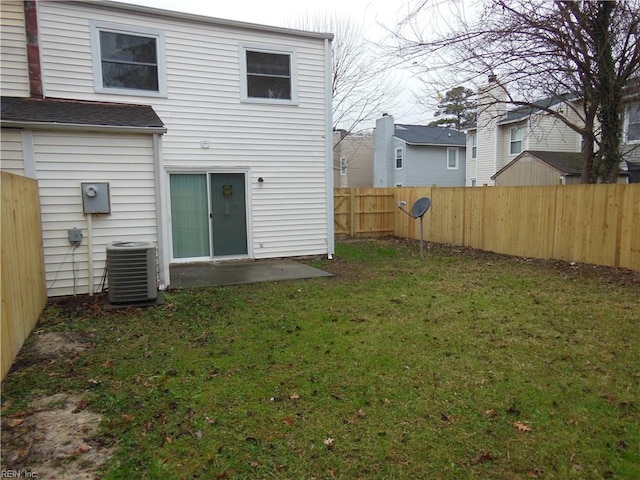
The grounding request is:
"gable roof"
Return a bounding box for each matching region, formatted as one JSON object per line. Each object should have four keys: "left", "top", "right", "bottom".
{"left": 492, "top": 150, "right": 585, "bottom": 179}
{"left": 1, "top": 97, "right": 166, "bottom": 133}
{"left": 466, "top": 93, "right": 579, "bottom": 130}
{"left": 499, "top": 94, "right": 577, "bottom": 125}
{"left": 394, "top": 124, "right": 466, "bottom": 146}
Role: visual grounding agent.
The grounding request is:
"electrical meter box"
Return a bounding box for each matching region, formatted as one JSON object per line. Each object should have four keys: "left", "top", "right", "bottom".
{"left": 81, "top": 182, "right": 111, "bottom": 214}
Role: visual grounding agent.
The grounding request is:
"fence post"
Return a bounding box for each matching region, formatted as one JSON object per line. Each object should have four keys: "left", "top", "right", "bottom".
{"left": 349, "top": 188, "right": 356, "bottom": 237}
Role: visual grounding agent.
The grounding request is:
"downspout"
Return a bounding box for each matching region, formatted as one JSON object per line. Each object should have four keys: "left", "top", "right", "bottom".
{"left": 324, "top": 37, "right": 334, "bottom": 259}
{"left": 152, "top": 133, "right": 169, "bottom": 289}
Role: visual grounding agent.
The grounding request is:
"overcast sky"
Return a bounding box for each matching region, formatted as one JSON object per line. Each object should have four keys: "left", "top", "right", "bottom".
{"left": 115, "top": 0, "right": 432, "bottom": 127}
{"left": 115, "top": 0, "right": 409, "bottom": 38}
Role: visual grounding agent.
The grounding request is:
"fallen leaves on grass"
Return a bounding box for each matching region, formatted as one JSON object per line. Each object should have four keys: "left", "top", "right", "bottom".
{"left": 514, "top": 421, "right": 532, "bottom": 432}
{"left": 5, "top": 418, "right": 25, "bottom": 429}
{"left": 441, "top": 413, "right": 458, "bottom": 423}
{"left": 476, "top": 450, "right": 494, "bottom": 464}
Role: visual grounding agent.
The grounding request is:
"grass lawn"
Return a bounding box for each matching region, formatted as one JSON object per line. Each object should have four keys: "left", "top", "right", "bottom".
{"left": 1, "top": 238, "right": 639, "bottom": 479}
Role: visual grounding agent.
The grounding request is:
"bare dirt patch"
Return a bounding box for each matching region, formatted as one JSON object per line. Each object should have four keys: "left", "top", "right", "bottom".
{"left": 34, "top": 331, "right": 95, "bottom": 360}
{"left": 1, "top": 393, "right": 114, "bottom": 479}
{"left": 1, "top": 333, "right": 114, "bottom": 479}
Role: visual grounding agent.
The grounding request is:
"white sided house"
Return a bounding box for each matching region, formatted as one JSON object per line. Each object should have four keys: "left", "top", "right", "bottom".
{"left": 0, "top": 0, "right": 334, "bottom": 298}
{"left": 466, "top": 76, "right": 583, "bottom": 186}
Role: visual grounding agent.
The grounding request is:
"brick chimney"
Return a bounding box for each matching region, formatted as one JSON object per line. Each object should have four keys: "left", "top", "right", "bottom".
{"left": 24, "top": 0, "right": 43, "bottom": 98}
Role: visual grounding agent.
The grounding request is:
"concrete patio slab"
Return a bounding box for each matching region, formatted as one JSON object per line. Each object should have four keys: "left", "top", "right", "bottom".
{"left": 169, "top": 258, "right": 333, "bottom": 289}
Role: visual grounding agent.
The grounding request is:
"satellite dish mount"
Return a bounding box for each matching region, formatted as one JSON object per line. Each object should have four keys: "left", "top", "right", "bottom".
{"left": 398, "top": 197, "right": 431, "bottom": 258}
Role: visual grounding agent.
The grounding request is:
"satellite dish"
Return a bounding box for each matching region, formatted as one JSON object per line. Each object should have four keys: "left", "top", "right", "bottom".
{"left": 411, "top": 197, "right": 431, "bottom": 218}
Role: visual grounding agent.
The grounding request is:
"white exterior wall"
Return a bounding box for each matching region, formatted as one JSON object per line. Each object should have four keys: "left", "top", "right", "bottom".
{"left": 32, "top": 130, "right": 157, "bottom": 297}
{"left": 36, "top": 1, "right": 332, "bottom": 265}
{"left": 472, "top": 80, "right": 584, "bottom": 186}
{"left": 497, "top": 115, "right": 582, "bottom": 170}
{"left": 0, "top": 129, "right": 26, "bottom": 175}
{"left": 473, "top": 83, "right": 506, "bottom": 186}
{"left": 0, "top": 0, "right": 30, "bottom": 97}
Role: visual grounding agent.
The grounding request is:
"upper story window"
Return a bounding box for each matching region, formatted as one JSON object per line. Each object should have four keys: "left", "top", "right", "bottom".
{"left": 240, "top": 45, "right": 297, "bottom": 103}
{"left": 447, "top": 147, "right": 459, "bottom": 170}
{"left": 470, "top": 132, "right": 477, "bottom": 159}
{"left": 510, "top": 126, "right": 523, "bottom": 155}
{"left": 340, "top": 157, "right": 347, "bottom": 175}
{"left": 626, "top": 101, "right": 640, "bottom": 143}
{"left": 395, "top": 147, "right": 404, "bottom": 169}
{"left": 90, "top": 21, "right": 166, "bottom": 96}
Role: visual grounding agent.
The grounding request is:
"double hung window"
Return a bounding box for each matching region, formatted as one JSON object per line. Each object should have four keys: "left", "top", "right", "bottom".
{"left": 471, "top": 133, "right": 477, "bottom": 159}
{"left": 627, "top": 102, "right": 640, "bottom": 143}
{"left": 447, "top": 148, "right": 459, "bottom": 170}
{"left": 395, "top": 147, "right": 403, "bottom": 169}
{"left": 241, "top": 45, "right": 297, "bottom": 103}
{"left": 91, "top": 22, "right": 166, "bottom": 96}
{"left": 510, "top": 127, "right": 523, "bottom": 155}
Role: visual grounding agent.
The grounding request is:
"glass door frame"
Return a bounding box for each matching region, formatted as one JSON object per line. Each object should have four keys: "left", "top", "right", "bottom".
{"left": 168, "top": 168, "right": 252, "bottom": 263}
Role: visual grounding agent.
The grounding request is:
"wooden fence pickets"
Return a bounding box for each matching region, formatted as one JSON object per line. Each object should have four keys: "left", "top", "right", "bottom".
{"left": 1, "top": 171, "right": 47, "bottom": 381}
{"left": 334, "top": 184, "right": 640, "bottom": 271}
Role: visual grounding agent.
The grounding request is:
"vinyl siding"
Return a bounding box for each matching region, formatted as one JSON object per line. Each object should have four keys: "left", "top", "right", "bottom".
{"left": 402, "top": 144, "right": 466, "bottom": 187}
{"left": 496, "top": 120, "right": 527, "bottom": 172}
{"left": 32, "top": 131, "right": 157, "bottom": 297}
{"left": 497, "top": 116, "right": 581, "bottom": 170}
{"left": 36, "top": 1, "right": 331, "bottom": 264}
{"left": 0, "top": 129, "right": 25, "bottom": 175}
{"left": 0, "top": 1, "right": 30, "bottom": 97}
{"left": 493, "top": 155, "right": 564, "bottom": 186}
{"left": 333, "top": 134, "right": 374, "bottom": 187}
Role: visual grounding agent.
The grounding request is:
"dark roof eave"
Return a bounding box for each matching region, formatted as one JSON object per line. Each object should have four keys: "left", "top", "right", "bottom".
{"left": 403, "top": 141, "right": 466, "bottom": 147}
{"left": 1, "top": 119, "right": 167, "bottom": 134}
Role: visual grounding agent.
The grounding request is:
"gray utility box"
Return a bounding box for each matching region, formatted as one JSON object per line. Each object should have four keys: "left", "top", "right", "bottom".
{"left": 81, "top": 182, "right": 111, "bottom": 214}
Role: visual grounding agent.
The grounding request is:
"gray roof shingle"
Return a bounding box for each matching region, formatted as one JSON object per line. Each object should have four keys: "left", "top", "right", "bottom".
{"left": 525, "top": 150, "right": 584, "bottom": 174}
{"left": 394, "top": 124, "right": 466, "bottom": 146}
{"left": 1, "top": 97, "right": 165, "bottom": 130}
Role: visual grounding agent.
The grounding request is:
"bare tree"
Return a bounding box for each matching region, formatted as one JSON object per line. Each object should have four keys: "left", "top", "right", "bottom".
{"left": 291, "top": 14, "right": 402, "bottom": 138}
{"left": 392, "top": 0, "right": 640, "bottom": 183}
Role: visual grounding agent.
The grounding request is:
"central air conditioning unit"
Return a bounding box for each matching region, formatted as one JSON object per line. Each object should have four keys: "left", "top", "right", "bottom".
{"left": 106, "top": 241, "right": 157, "bottom": 304}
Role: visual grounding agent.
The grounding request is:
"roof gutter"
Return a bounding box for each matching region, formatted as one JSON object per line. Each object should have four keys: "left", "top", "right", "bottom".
{"left": 0, "top": 120, "right": 167, "bottom": 134}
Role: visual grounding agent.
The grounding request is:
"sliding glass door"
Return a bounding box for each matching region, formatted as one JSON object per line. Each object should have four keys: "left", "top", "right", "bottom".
{"left": 170, "top": 174, "right": 210, "bottom": 259}
{"left": 169, "top": 172, "right": 248, "bottom": 259}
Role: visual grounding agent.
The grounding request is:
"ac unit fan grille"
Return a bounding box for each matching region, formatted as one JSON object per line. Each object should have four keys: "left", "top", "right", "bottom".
{"left": 107, "top": 242, "right": 157, "bottom": 304}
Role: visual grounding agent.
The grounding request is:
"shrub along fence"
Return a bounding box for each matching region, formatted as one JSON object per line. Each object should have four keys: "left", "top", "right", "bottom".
{"left": 1, "top": 171, "right": 47, "bottom": 380}
{"left": 334, "top": 184, "right": 640, "bottom": 271}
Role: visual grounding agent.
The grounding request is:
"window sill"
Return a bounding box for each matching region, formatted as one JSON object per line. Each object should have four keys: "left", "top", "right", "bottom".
{"left": 95, "top": 87, "right": 167, "bottom": 98}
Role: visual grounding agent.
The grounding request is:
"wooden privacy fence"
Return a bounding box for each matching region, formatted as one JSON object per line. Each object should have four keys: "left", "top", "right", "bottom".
{"left": 334, "top": 185, "right": 640, "bottom": 271}
{"left": 1, "top": 171, "right": 47, "bottom": 381}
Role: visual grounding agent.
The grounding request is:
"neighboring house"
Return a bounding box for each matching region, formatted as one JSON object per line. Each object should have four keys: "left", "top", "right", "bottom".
{"left": 333, "top": 130, "right": 373, "bottom": 187}
{"left": 0, "top": 0, "right": 334, "bottom": 297}
{"left": 467, "top": 76, "right": 583, "bottom": 186}
{"left": 374, "top": 114, "right": 466, "bottom": 187}
{"left": 492, "top": 150, "right": 629, "bottom": 186}
{"left": 469, "top": 75, "right": 640, "bottom": 186}
{"left": 623, "top": 99, "right": 640, "bottom": 181}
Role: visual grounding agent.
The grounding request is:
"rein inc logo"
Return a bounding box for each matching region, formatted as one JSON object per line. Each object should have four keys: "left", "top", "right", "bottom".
{"left": 1, "top": 471, "right": 38, "bottom": 478}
